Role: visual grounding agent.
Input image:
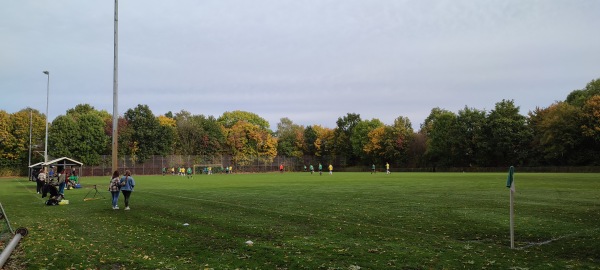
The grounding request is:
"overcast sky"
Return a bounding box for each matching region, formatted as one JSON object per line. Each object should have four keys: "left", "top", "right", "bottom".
{"left": 2, "top": 0, "right": 599, "bottom": 130}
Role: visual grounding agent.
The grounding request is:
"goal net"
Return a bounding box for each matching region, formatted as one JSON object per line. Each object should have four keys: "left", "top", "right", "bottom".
{"left": 193, "top": 164, "right": 223, "bottom": 174}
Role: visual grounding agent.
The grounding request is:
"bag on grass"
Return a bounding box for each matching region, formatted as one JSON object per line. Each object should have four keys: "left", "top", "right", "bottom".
{"left": 45, "top": 199, "right": 59, "bottom": 206}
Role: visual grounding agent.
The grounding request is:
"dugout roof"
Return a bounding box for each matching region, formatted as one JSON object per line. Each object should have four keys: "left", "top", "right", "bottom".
{"left": 28, "top": 162, "right": 45, "bottom": 168}
{"left": 43, "top": 157, "right": 83, "bottom": 167}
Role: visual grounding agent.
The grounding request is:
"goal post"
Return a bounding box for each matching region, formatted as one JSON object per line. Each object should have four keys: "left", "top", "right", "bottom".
{"left": 193, "top": 164, "right": 223, "bottom": 175}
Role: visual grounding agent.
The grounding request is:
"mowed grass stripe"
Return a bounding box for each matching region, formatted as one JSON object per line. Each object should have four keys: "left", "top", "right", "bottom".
{"left": 139, "top": 173, "right": 507, "bottom": 239}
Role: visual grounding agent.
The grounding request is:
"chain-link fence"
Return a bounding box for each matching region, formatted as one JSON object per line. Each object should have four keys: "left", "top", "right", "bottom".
{"left": 81, "top": 155, "right": 340, "bottom": 176}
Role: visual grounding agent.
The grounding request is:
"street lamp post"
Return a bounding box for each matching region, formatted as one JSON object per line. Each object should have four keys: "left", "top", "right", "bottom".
{"left": 42, "top": 71, "right": 50, "bottom": 165}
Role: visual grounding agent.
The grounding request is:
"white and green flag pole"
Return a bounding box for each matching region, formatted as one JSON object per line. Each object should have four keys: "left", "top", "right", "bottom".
{"left": 506, "top": 166, "right": 515, "bottom": 249}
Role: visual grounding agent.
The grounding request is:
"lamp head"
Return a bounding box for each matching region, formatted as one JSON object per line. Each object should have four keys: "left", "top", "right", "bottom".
{"left": 43, "top": 71, "right": 49, "bottom": 75}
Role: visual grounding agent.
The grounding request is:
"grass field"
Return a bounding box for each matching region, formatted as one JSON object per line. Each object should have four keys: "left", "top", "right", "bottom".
{"left": 1, "top": 172, "right": 599, "bottom": 269}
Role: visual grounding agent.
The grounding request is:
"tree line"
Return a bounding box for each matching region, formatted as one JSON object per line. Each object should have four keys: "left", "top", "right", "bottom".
{"left": 1, "top": 78, "right": 599, "bottom": 175}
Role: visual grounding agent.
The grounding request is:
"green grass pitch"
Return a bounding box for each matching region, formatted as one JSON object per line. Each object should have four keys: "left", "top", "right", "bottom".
{"left": 1, "top": 172, "right": 599, "bottom": 269}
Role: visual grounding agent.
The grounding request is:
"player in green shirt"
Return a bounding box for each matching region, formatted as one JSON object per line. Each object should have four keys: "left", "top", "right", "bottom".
{"left": 318, "top": 163, "right": 323, "bottom": 176}
{"left": 186, "top": 167, "right": 193, "bottom": 178}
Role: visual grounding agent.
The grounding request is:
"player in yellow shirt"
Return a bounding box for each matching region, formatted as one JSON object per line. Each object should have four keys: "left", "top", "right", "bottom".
{"left": 386, "top": 162, "right": 390, "bottom": 174}
{"left": 328, "top": 164, "right": 333, "bottom": 175}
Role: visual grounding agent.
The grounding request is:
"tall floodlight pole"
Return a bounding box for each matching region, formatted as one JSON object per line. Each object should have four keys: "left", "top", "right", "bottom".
{"left": 112, "top": 0, "right": 119, "bottom": 172}
{"left": 28, "top": 109, "right": 32, "bottom": 180}
{"left": 43, "top": 71, "right": 50, "bottom": 166}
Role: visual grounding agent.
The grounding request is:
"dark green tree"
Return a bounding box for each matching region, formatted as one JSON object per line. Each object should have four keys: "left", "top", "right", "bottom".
{"left": 72, "top": 113, "right": 109, "bottom": 165}
{"left": 49, "top": 108, "right": 109, "bottom": 165}
{"left": 529, "top": 102, "right": 587, "bottom": 165}
{"left": 303, "top": 126, "right": 317, "bottom": 156}
{"left": 48, "top": 115, "right": 78, "bottom": 158}
{"left": 422, "top": 108, "right": 457, "bottom": 167}
{"left": 275, "top": 117, "right": 304, "bottom": 158}
{"left": 566, "top": 79, "right": 600, "bottom": 107}
{"left": 454, "top": 107, "right": 488, "bottom": 167}
{"left": 175, "top": 110, "right": 197, "bottom": 155}
{"left": 385, "top": 116, "right": 414, "bottom": 166}
{"left": 333, "top": 113, "right": 361, "bottom": 166}
{"left": 406, "top": 130, "right": 427, "bottom": 168}
{"left": 581, "top": 96, "right": 600, "bottom": 142}
{"left": 362, "top": 117, "right": 413, "bottom": 167}
{"left": 111, "top": 117, "right": 132, "bottom": 159}
{"left": 350, "top": 118, "right": 384, "bottom": 163}
{"left": 485, "top": 100, "right": 532, "bottom": 166}
{"left": 175, "top": 111, "right": 225, "bottom": 158}
{"left": 580, "top": 96, "right": 600, "bottom": 164}
{"left": 124, "top": 104, "right": 163, "bottom": 163}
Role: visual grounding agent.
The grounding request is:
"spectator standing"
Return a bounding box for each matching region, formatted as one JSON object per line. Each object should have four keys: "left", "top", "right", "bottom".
{"left": 36, "top": 168, "right": 47, "bottom": 194}
{"left": 120, "top": 170, "right": 136, "bottom": 210}
{"left": 57, "top": 168, "right": 66, "bottom": 196}
{"left": 109, "top": 170, "right": 121, "bottom": 209}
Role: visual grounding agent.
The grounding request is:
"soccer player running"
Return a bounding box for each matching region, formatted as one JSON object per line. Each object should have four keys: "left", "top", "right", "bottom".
{"left": 371, "top": 164, "right": 376, "bottom": 174}
{"left": 328, "top": 164, "right": 333, "bottom": 175}
{"left": 318, "top": 163, "right": 323, "bottom": 176}
{"left": 386, "top": 162, "right": 390, "bottom": 174}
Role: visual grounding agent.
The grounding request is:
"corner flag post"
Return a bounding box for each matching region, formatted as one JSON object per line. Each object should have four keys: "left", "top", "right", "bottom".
{"left": 506, "top": 166, "right": 515, "bottom": 249}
